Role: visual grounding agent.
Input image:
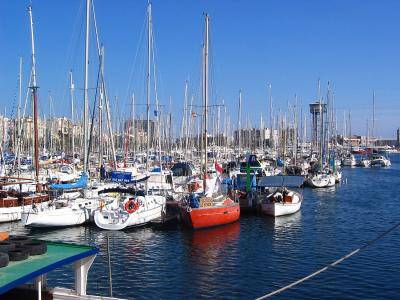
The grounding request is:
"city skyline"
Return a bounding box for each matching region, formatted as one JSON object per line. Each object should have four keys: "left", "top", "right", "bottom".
{"left": 0, "top": 1, "right": 399, "bottom": 139}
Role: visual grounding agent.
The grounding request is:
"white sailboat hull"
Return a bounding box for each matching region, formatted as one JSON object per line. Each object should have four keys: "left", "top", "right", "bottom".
{"left": 306, "top": 174, "right": 330, "bottom": 188}
{"left": 94, "top": 195, "right": 166, "bottom": 230}
{"left": 21, "top": 198, "right": 99, "bottom": 227}
{"left": 261, "top": 201, "right": 301, "bottom": 216}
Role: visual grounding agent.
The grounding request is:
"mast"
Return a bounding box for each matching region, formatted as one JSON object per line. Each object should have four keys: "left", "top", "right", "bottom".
{"left": 16, "top": 57, "right": 23, "bottom": 173}
{"left": 203, "top": 13, "right": 209, "bottom": 181}
{"left": 267, "top": 83, "right": 273, "bottom": 150}
{"left": 131, "top": 93, "right": 136, "bottom": 160}
{"left": 183, "top": 80, "right": 188, "bottom": 154}
{"left": 146, "top": 3, "right": 152, "bottom": 171}
{"left": 69, "top": 71, "right": 75, "bottom": 163}
{"left": 98, "top": 47, "right": 104, "bottom": 168}
{"left": 238, "top": 89, "right": 242, "bottom": 160}
{"left": 260, "top": 113, "right": 263, "bottom": 153}
{"left": 372, "top": 90, "right": 375, "bottom": 143}
{"left": 83, "top": 0, "right": 91, "bottom": 173}
{"left": 27, "top": 4, "right": 40, "bottom": 187}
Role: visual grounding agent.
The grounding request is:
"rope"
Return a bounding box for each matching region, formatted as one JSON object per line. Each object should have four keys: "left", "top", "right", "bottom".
{"left": 256, "top": 221, "right": 400, "bottom": 299}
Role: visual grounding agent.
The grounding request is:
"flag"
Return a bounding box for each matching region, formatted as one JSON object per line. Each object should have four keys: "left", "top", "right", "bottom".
{"left": 191, "top": 112, "right": 197, "bottom": 118}
{"left": 246, "top": 161, "right": 251, "bottom": 192}
{"left": 215, "top": 161, "right": 224, "bottom": 174}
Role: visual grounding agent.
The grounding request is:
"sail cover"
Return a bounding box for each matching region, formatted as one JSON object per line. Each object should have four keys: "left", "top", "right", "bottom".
{"left": 50, "top": 172, "right": 88, "bottom": 190}
{"left": 258, "top": 176, "right": 304, "bottom": 188}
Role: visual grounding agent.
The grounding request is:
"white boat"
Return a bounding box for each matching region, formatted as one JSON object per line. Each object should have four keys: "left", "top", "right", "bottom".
{"left": 21, "top": 197, "right": 99, "bottom": 227}
{"left": 20, "top": 173, "right": 117, "bottom": 227}
{"left": 257, "top": 176, "right": 304, "bottom": 217}
{"left": 260, "top": 190, "right": 303, "bottom": 216}
{"left": 357, "top": 158, "right": 371, "bottom": 167}
{"left": 306, "top": 173, "right": 330, "bottom": 188}
{"left": 342, "top": 154, "right": 356, "bottom": 166}
{"left": 370, "top": 155, "right": 391, "bottom": 167}
{"left": 94, "top": 192, "right": 166, "bottom": 230}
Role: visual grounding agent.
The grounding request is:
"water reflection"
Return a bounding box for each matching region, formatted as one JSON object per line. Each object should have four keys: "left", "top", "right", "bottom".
{"left": 183, "top": 222, "right": 241, "bottom": 298}
{"left": 273, "top": 211, "right": 302, "bottom": 231}
{"left": 189, "top": 222, "right": 240, "bottom": 250}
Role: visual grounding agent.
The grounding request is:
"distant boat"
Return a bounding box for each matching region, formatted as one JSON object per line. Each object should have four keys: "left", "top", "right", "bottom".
{"left": 370, "top": 155, "right": 391, "bottom": 167}
{"left": 352, "top": 147, "right": 366, "bottom": 155}
{"left": 357, "top": 157, "right": 371, "bottom": 167}
{"left": 342, "top": 154, "right": 356, "bottom": 166}
{"left": 306, "top": 172, "right": 334, "bottom": 188}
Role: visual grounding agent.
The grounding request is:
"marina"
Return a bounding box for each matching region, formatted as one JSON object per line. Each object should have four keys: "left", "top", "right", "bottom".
{"left": 0, "top": 155, "right": 399, "bottom": 299}
{"left": 0, "top": 1, "right": 400, "bottom": 299}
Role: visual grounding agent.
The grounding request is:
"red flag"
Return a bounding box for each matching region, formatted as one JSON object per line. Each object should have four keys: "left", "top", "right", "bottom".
{"left": 215, "top": 162, "right": 224, "bottom": 174}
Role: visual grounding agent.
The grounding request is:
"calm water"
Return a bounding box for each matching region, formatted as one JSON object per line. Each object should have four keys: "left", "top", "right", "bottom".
{"left": 1, "top": 154, "right": 400, "bottom": 299}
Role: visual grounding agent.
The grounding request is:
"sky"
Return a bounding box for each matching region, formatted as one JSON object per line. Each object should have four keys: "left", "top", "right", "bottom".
{"left": 0, "top": 0, "right": 400, "bottom": 139}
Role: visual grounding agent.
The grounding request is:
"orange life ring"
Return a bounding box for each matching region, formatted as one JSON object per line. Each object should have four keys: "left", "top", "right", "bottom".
{"left": 125, "top": 199, "right": 139, "bottom": 214}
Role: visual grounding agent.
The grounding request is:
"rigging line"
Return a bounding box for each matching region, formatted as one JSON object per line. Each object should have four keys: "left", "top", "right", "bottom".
{"left": 124, "top": 8, "right": 148, "bottom": 103}
{"left": 255, "top": 220, "right": 400, "bottom": 300}
{"left": 60, "top": 0, "right": 85, "bottom": 107}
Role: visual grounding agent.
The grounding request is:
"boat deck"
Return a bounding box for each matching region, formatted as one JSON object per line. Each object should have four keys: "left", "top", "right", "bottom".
{"left": 0, "top": 241, "right": 97, "bottom": 296}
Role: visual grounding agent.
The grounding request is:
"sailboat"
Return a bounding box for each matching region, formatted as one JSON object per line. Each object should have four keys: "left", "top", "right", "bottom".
{"left": 94, "top": 3, "right": 166, "bottom": 230}
{"left": 179, "top": 14, "right": 240, "bottom": 229}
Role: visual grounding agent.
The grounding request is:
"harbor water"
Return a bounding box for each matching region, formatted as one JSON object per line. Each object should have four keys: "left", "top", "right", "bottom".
{"left": 1, "top": 154, "right": 399, "bottom": 299}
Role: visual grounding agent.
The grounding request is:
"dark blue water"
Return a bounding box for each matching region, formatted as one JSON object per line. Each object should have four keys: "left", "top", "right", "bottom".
{"left": 1, "top": 154, "right": 400, "bottom": 299}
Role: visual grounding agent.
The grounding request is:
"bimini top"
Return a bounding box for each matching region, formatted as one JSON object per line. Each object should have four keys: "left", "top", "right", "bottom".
{"left": 49, "top": 172, "right": 88, "bottom": 190}
{"left": 258, "top": 175, "right": 304, "bottom": 188}
{"left": 0, "top": 241, "right": 98, "bottom": 294}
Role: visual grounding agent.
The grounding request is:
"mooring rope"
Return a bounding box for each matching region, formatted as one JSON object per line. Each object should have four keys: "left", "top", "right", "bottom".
{"left": 256, "top": 221, "right": 400, "bottom": 299}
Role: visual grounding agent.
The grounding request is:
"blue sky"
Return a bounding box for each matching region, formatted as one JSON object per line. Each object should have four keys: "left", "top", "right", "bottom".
{"left": 0, "top": 0, "right": 399, "bottom": 138}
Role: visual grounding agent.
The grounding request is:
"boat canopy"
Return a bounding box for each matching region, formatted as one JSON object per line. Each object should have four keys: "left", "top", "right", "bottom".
{"left": 258, "top": 175, "right": 304, "bottom": 188}
{"left": 49, "top": 172, "right": 88, "bottom": 190}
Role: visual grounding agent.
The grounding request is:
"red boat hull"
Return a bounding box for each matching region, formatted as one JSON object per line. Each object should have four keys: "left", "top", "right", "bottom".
{"left": 180, "top": 203, "right": 240, "bottom": 229}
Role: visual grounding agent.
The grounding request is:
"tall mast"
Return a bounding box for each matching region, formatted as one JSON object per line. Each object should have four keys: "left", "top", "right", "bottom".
{"left": 27, "top": 5, "right": 40, "bottom": 187}
{"left": 372, "top": 90, "right": 375, "bottom": 141}
{"left": 98, "top": 47, "right": 104, "bottom": 168}
{"left": 83, "top": 0, "right": 91, "bottom": 173}
{"left": 203, "top": 13, "right": 209, "bottom": 180}
{"left": 268, "top": 83, "right": 273, "bottom": 149}
{"left": 69, "top": 71, "right": 75, "bottom": 161}
{"left": 184, "top": 80, "right": 189, "bottom": 155}
{"left": 146, "top": 3, "right": 152, "bottom": 171}
{"left": 131, "top": 93, "right": 136, "bottom": 159}
{"left": 260, "top": 113, "right": 263, "bottom": 153}
{"left": 238, "top": 89, "right": 242, "bottom": 159}
{"left": 17, "top": 57, "right": 23, "bottom": 172}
